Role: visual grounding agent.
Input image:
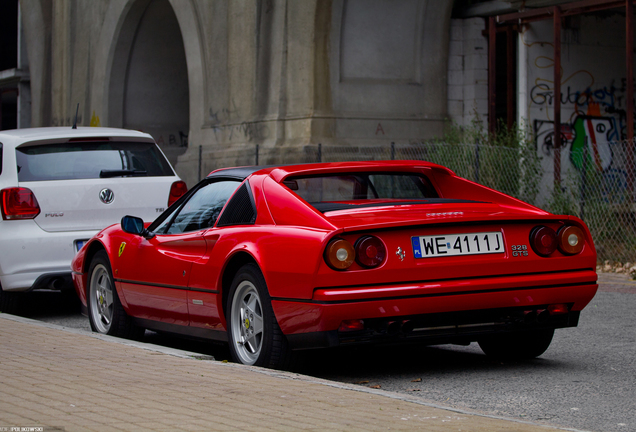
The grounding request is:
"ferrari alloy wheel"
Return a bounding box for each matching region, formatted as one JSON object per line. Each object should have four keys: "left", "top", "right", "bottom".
{"left": 89, "top": 261, "right": 114, "bottom": 334}
{"left": 87, "top": 251, "right": 143, "bottom": 340}
{"left": 478, "top": 329, "right": 555, "bottom": 361}
{"left": 230, "top": 280, "right": 264, "bottom": 364}
{"left": 227, "top": 264, "right": 295, "bottom": 369}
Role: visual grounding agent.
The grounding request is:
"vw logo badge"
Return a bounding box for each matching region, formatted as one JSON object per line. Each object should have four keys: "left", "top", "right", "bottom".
{"left": 99, "top": 188, "right": 115, "bottom": 204}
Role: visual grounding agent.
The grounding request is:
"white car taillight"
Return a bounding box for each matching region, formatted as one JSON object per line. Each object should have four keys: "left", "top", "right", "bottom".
{"left": 1, "top": 187, "right": 41, "bottom": 220}
{"left": 168, "top": 181, "right": 188, "bottom": 206}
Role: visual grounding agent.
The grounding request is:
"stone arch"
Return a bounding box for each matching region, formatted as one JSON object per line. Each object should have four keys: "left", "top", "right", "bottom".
{"left": 113, "top": 0, "right": 189, "bottom": 165}
{"left": 91, "top": 0, "right": 205, "bottom": 169}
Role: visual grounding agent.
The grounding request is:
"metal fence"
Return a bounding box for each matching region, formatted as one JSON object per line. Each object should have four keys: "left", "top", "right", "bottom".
{"left": 250, "top": 140, "right": 636, "bottom": 264}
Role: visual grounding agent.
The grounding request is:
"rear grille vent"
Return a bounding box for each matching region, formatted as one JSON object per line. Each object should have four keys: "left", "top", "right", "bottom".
{"left": 217, "top": 182, "right": 256, "bottom": 227}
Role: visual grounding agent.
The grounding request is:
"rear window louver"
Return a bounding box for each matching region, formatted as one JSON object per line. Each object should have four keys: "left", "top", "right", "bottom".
{"left": 217, "top": 182, "right": 256, "bottom": 227}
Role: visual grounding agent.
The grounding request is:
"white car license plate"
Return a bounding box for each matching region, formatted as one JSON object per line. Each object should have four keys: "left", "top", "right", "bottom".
{"left": 411, "top": 232, "right": 504, "bottom": 258}
{"left": 75, "top": 240, "right": 88, "bottom": 252}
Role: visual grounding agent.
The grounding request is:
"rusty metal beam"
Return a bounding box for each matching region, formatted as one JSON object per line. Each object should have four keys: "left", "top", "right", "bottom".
{"left": 554, "top": 6, "right": 562, "bottom": 188}
{"left": 507, "top": 26, "right": 515, "bottom": 129}
{"left": 489, "top": 16, "right": 497, "bottom": 136}
{"left": 498, "top": 0, "right": 634, "bottom": 24}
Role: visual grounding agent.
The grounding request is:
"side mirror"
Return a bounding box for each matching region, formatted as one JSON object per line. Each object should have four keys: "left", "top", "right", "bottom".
{"left": 121, "top": 215, "right": 155, "bottom": 239}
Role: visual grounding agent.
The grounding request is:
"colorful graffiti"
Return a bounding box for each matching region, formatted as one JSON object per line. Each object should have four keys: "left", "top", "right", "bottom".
{"left": 535, "top": 115, "right": 617, "bottom": 171}
{"left": 534, "top": 114, "right": 630, "bottom": 203}
{"left": 570, "top": 116, "right": 615, "bottom": 171}
{"left": 528, "top": 42, "right": 630, "bottom": 196}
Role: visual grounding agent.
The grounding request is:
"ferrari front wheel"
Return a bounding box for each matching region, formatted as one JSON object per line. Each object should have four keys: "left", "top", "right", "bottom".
{"left": 478, "top": 329, "right": 555, "bottom": 361}
{"left": 87, "top": 250, "right": 143, "bottom": 340}
{"left": 227, "top": 264, "right": 295, "bottom": 369}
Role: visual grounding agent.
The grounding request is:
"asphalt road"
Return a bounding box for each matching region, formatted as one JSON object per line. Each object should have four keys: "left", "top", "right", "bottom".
{"left": 14, "top": 273, "right": 635, "bottom": 432}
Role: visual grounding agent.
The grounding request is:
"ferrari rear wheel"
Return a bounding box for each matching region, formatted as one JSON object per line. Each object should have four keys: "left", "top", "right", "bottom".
{"left": 87, "top": 251, "right": 143, "bottom": 340}
{"left": 478, "top": 329, "right": 555, "bottom": 361}
{"left": 227, "top": 264, "right": 295, "bottom": 369}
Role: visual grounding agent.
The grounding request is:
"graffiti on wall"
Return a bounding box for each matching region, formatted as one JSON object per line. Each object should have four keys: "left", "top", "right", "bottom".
{"left": 527, "top": 33, "right": 633, "bottom": 201}
{"left": 156, "top": 131, "right": 189, "bottom": 148}
{"left": 535, "top": 114, "right": 629, "bottom": 202}
{"left": 208, "top": 100, "right": 269, "bottom": 143}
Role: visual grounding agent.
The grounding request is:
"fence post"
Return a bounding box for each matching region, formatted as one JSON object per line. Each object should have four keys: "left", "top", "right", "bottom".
{"left": 580, "top": 138, "right": 588, "bottom": 220}
{"left": 318, "top": 143, "right": 322, "bottom": 162}
{"left": 475, "top": 138, "right": 481, "bottom": 184}
{"left": 255, "top": 144, "right": 259, "bottom": 165}
{"left": 198, "top": 145, "right": 202, "bottom": 181}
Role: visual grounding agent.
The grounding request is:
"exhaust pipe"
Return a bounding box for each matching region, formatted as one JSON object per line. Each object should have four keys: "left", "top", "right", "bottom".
{"left": 401, "top": 320, "right": 414, "bottom": 334}
{"left": 524, "top": 310, "right": 537, "bottom": 324}
{"left": 537, "top": 309, "right": 550, "bottom": 324}
{"left": 387, "top": 321, "right": 401, "bottom": 335}
{"left": 48, "top": 278, "right": 65, "bottom": 291}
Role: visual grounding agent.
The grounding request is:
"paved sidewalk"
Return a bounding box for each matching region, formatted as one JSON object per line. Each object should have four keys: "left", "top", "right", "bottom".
{"left": 0, "top": 314, "right": 584, "bottom": 432}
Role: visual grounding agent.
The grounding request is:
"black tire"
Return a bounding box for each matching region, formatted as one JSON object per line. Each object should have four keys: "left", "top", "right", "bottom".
{"left": 478, "top": 329, "right": 555, "bottom": 361}
{"left": 87, "top": 250, "right": 144, "bottom": 340}
{"left": 0, "top": 284, "right": 21, "bottom": 315}
{"left": 226, "top": 263, "right": 295, "bottom": 369}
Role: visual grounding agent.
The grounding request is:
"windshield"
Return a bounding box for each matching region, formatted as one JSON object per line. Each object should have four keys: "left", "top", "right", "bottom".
{"left": 16, "top": 141, "right": 174, "bottom": 181}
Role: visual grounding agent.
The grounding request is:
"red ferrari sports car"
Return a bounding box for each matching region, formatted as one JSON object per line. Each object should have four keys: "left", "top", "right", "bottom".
{"left": 72, "top": 161, "right": 598, "bottom": 369}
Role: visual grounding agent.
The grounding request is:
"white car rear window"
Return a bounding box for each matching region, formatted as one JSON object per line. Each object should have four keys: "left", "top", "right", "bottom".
{"left": 16, "top": 141, "right": 174, "bottom": 181}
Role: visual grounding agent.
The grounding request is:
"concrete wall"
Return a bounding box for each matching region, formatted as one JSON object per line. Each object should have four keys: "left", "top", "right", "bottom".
{"left": 18, "top": 0, "right": 455, "bottom": 186}
{"left": 447, "top": 17, "right": 488, "bottom": 129}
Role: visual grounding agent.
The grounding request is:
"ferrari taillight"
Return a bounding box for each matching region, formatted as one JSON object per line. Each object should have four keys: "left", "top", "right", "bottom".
{"left": 325, "top": 235, "right": 388, "bottom": 271}
{"left": 324, "top": 238, "right": 355, "bottom": 270}
{"left": 529, "top": 226, "right": 558, "bottom": 257}
{"left": 557, "top": 225, "right": 585, "bottom": 255}
{"left": 530, "top": 224, "right": 585, "bottom": 257}
{"left": 1, "top": 187, "right": 41, "bottom": 220}
{"left": 168, "top": 181, "right": 188, "bottom": 206}
{"left": 354, "top": 235, "right": 386, "bottom": 268}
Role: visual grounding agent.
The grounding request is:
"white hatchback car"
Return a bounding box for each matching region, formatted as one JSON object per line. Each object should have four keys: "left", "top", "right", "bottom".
{"left": 0, "top": 127, "right": 187, "bottom": 313}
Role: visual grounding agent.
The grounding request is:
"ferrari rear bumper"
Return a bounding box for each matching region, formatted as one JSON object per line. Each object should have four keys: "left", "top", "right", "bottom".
{"left": 273, "top": 269, "right": 597, "bottom": 349}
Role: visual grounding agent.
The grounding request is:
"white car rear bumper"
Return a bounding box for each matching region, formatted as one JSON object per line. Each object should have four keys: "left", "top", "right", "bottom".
{"left": 0, "top": 220, "right": 97, "bottom": 292}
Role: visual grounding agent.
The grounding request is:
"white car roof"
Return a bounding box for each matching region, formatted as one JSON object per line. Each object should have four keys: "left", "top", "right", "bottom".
{"left": 0, "top": 127, "right": 154, "bottom": 146}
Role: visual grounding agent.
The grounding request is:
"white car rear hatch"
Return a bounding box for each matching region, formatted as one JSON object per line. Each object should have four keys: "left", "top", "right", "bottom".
{"left": 16, "top": 137, "right": 179, "bottom": 232}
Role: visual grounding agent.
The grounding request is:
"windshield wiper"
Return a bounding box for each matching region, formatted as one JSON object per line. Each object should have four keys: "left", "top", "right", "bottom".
{"left": 100, "top": 169, "right": 147, "bottom": 178}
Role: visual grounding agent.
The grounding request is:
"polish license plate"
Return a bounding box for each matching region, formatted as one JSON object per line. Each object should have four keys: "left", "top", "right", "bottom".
{"left": 411, "top": 232, "right": 504, "bottom": 258}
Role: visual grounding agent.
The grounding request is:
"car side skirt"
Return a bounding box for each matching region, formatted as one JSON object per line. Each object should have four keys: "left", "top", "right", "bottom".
{"left": 133, "top": 318, "right": 228, "bottom": 343}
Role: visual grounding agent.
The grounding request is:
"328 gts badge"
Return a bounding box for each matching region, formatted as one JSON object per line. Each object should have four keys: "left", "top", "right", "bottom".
{"left": 511, "top": 244, "right": 529, "bottom": 257}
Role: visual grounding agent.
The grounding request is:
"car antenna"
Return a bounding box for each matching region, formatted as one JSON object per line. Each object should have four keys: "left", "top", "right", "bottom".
{"left": 72, "top": 103, "right": 79, "bottom": 129}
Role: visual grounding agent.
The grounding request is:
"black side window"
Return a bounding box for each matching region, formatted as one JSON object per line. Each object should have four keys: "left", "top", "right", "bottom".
{"left": 154, "top": 180, "right": 241, "bottom": 235}
{"left": 0, "top": 143, "right": 3, "bottom": 175}
{"left": 217, "top": 182, "right": 256, "bottom": 227}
